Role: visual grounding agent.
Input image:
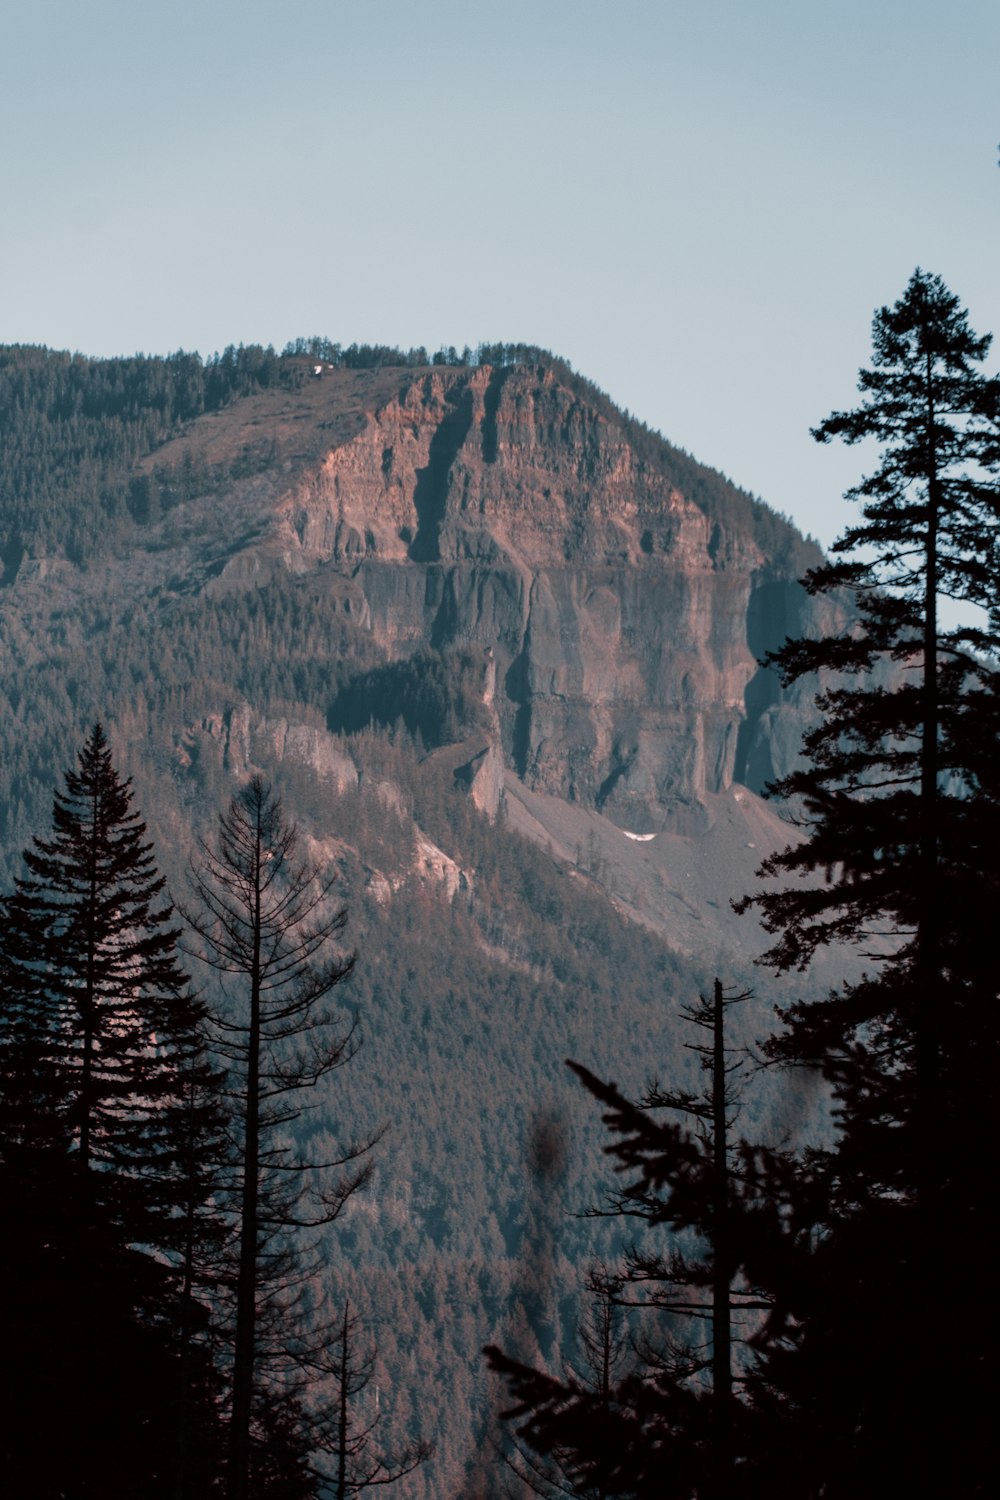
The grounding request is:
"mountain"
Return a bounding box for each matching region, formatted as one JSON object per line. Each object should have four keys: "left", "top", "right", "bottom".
{"left": 0, "top": 348, "right": 845, "bottom": 933}
{"left": 138, "top": 355, "right": 833, "bottom": 813}
{"left": 0, "top": 342, "right": 840, "bottom": 1494}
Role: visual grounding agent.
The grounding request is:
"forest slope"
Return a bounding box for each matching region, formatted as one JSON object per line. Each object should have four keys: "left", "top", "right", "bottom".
{"left": 0, "top": 341, "right": 839, "bottom": 1495}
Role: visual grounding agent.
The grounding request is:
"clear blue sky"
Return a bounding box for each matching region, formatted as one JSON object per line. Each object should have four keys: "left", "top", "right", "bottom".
{"left": 1, "top": 0, "right": 997, "bottom": 549}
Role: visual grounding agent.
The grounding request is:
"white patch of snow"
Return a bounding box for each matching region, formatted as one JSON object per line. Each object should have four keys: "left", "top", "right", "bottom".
{"left": 623, "top": 831, "right": 656, "bottom": 842}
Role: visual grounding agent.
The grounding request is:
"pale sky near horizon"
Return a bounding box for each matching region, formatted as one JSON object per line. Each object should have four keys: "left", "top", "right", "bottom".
{"left": 1, "top": 0, "right": 997, "bottom": 551}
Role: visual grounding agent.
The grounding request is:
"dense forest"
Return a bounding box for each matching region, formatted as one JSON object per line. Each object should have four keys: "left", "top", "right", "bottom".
{"left": 1, "top": 271, "right": 998, "bottom": 1495}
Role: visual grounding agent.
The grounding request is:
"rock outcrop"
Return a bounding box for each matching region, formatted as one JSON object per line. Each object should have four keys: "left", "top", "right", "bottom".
{"left": 205, "top": 361, "right": 827, "bottom": 829}
{"left": 0, "top": 354, "right": 830, "bottom": 836}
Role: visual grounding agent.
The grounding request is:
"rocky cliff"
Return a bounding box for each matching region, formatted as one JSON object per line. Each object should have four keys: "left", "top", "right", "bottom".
{"left": 132, "top": 357, "right": 831, "bottom": 833}
{"left": 0, "top": 347, "right": 843, "bottom": 882}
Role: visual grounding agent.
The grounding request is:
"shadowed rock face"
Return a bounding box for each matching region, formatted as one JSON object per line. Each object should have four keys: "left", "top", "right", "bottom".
{"left": 243, "top": 361, "right": 828, "bottom": 829}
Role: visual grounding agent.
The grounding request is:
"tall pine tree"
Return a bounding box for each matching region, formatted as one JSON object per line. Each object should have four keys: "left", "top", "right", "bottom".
{"left": 185, "top": 775, "right": 376, "bottom": 1500}
{"left": 737, "top": 271, "right": 1000, "bottom": 1495}
{"left": 0, "top": 723, "right": 217, "bottom": 1249}
{"left": 0, "top": 723, "right": 227, "bottom": 1496}
{"left": 487, "top": 982, "right": 772, "bottom": 1499}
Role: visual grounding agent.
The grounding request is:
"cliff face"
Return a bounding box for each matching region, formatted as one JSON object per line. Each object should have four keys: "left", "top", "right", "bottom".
{"left": 204, "top": 361, "right": 827, "bottom": 829}
{"left": 0, "top": 353, "right": 829, "bottom": 837}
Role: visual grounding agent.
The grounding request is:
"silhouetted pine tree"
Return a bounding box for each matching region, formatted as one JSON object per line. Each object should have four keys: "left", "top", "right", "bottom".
{"left": 492, "top": 1274, "right": 632, "bottom": 1500}
{"left": 487, "top": 981, "right": 771, "bottom": 1499}
{"left": 0, "top": 723, "right": 227, "bottom": 1496}
{"left": 738, "top": 271, "right": 1000, "bottom": 1495}
{"left": 0, "top": 725, "right": 225, "bottom": 1254}
{"left": 184, "top": 776, "right": 377, "bottom": 1500}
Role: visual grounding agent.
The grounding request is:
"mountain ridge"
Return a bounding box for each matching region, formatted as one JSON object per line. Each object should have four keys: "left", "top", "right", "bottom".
{"left": 0, "top": 340, "right": 846, "bottom": 1496}
{"left": 0, "top": 348, "right": 834, "bottom": 833}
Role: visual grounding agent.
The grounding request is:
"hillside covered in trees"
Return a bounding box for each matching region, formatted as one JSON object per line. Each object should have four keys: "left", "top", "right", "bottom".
{"left": 2, "top": 280, "right": 997, "bottom": 1495}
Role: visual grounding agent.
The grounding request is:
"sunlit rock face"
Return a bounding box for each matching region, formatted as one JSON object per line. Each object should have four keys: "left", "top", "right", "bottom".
{"left": 156, "top": 359, "right": 830, "bottom": 830}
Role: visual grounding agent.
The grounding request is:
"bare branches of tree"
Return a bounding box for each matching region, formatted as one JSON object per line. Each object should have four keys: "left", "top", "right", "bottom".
{"left": 184, "top": 776, "right": 378, "bottom": 1500}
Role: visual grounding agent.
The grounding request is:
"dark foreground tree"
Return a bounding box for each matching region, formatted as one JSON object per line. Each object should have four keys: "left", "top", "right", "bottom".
{"left": 739, "top": 270, "right": 1000, "bottom": 1108}
{"left": 487, "top": 981, "right": 771, "bottom": 1499}
{"left": 0, "top": 724, "right": 216, "bottom": 1215}
{"left": 0, "top": 724, "right": 225, "bottom": 1496}
{"left": 184, "top": 776, "right": 377, "bottom": 1500}
{"left": 737, "top": 271, "right": 1000, "bottom": 1494}
{"left": 493, "top": 1275, "right": 632, "bottom": 1500}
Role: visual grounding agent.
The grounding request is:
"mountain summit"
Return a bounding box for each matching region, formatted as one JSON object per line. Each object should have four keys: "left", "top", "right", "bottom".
{"left": 0, "top": 345, "right": 846, "bottom": 952}
{"left": 33, "top": 352, "right": 833, "bottom": 791}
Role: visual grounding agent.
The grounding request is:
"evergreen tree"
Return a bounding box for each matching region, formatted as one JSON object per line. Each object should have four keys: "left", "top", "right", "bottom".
{"left": 740, "top": 270, "right": 1000, "bottom": 1040}
{"left": 492, "top": 1276, "right": 632, "bottom": 1500}
{"left": 487, "top": 982, "right": 770, "bottom": 1499}
{"left": 184, "top": 776, "right": 377, "bottom": 1500}
{"left": 0, "top": 722, "right": 219, "bottom": 1255}
{"left": 737, "top": 271, "right": 1000, "bottom": 1494}
{"left": 0, "top": 723, "right": 226, "bottom": 1495}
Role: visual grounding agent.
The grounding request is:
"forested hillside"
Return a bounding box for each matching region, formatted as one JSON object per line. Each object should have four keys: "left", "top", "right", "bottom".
{"left": 4, "top": 286, "right": 993, "bottom": 1496}
{"left": 0, "top": 337, "right": 820, "bottom": 1494}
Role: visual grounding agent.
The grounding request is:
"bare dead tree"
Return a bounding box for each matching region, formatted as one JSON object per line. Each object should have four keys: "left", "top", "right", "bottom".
{"left": 309, "top": 1298, "right": 432, "bottom": 1498}
{"left": 183, "top": 776, "right": 378, "bottom": 1500}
